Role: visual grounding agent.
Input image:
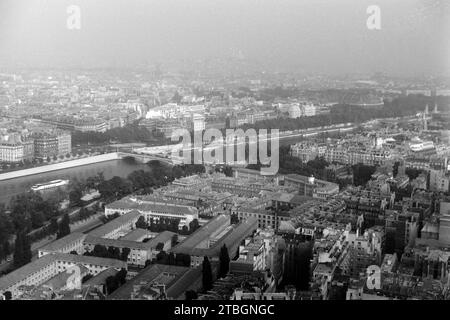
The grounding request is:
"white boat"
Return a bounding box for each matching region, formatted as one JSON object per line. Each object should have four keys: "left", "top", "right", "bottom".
{"left": 409, "top": 141, "right": 435, "bottom": 152}
{"left": 30, "top": 179, "right": 69, "bottom": 192}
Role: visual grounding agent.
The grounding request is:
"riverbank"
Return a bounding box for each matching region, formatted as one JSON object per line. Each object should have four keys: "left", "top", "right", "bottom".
{"left": 0, "top": 124, "right": 357, "bottom": 182}
{"left": 0, "top": 153, "right": 121, "bottom": 181}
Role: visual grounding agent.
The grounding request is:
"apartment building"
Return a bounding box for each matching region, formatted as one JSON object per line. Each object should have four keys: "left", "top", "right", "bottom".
{"left": 0, "top": 253, "right": 127, "bottom": 299}
{"left": 38, "top": 232, "right": 87, "bottom": 258}
{"left": 33, "top": 134, "right": 58, "bottom": 158}
{"left": 284, "top": 174, "right": 339, "bottom": 199}
{"left": 89, "top": 210, "right": 142, "bottom": 239}
{"left": 0, "top": 142, "right": 24, "bottom": 163}
{"left": 233, "top": 207, "right": 291, "bottom": 230}
{"left": 171, "top": 215, "right": 258, "bottom": 267}
{"left": 105, "top": 199, "right": 198, "bottom": 230}
{"left": 84, "top": 231, "right": 175, "bottom": 267}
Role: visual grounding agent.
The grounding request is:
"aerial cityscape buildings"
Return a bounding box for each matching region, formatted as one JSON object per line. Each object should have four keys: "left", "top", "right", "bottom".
{"left": 0, "top": 0, "right": 449, "bottom": 310}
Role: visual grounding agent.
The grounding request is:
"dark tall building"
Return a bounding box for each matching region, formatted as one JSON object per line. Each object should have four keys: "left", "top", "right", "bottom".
{"left": 280, "top": 233, "right": 313, "bottom": 291}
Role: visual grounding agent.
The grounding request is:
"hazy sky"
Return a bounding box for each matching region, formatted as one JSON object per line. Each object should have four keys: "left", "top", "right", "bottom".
{"left": 0, "top": 0, "right": 449, "bottom": 76}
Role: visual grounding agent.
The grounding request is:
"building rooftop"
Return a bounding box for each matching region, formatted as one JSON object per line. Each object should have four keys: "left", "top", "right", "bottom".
{"left": 88, "top": 210, "right": 141, "bottom": 238}
{"left": 171, "top": 215, "right": 230, "bottom": 254}
{"left": 120, "top": 228, "right": 151, "bottom": 242}
{"left": 86, "top": 231, "right": 176, "bottom": 251}
{"left": 172, "top": 215, "right": 258, "bottom": 258}
{"left": 38, "top": 232, "right": 86, "bottom": 253}
{"left": 270, "top": 192, "right": 313, "bottom": 205}
{"left": 106, "top": 201, "right": 197, "bottom": 217}
{"left": 83, "top": 268, "right": 119, "bottom": 287}
{"left": 42, "top": 264, "right": 89, "bottom": 291}
{"left": 0, "top": 253, "right": 126, "bottom": 293}
{"left": 107, "top": 264, "right": 191, "bottom": 300}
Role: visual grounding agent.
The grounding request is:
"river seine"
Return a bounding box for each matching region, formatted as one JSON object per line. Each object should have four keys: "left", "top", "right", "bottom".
{"left": 0, "top": 160, "right": 152, "bottom": 206}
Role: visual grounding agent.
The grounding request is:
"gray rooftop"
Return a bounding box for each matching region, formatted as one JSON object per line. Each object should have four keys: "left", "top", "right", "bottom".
{"left": 88, "top": 210, "right": 141, "bottom": 238}
{"left": 38, "top": 232, "right": 86, "bottom": 253}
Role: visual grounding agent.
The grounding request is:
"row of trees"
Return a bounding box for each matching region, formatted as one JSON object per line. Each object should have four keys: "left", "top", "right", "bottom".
{"left": 135, "top": 216, "right": 200, "bottom": 235}
{"left": 0, "top": 192, "right": 72, "bottom": 265}
{"left": 72, "top": 123, "right": 162, "bottom": 145}
{"left": 98, "top": 161, "right": 205, "bottom": 201}
{"left": 0, "top": 211, "right": 13, "bottom": 262}
{"left": 153, "top": 251, "right": 191, "bottom": 267}
{"left": 242, "top": 95, "right": 443, "bottom": 132}
{"left": 12, "top": 232, "right": 32, "bottom": 269}
{"left": 56, "top": 214, "right": 71, "bottom": 239}
{"left": 201, "top": 244, "right": 231, "bottom": 294}
{"left": 84, "top": 244, "right": 131, "bottom": 262}
{"left": 8, "top": 213, "right": 71, "bottom": 270}
{"left": 9, "top": 192, "right": 61, "bottom": 232}
{"left": 0, "top": 172, "right": 104, "bottom": 265}
{"left": 0, "top": 151, "right": 95, "bottom": 173}
{"left": 69, "top": 172, "right": 105, "bottom": 207}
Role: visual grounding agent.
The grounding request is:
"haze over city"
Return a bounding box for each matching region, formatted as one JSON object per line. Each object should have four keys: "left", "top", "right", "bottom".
{"left": 0, "top": 0, "right": 449, "bottom": 76}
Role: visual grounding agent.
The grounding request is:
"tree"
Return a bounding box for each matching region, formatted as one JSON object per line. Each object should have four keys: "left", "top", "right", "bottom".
{"left": 13, "top": 232, "right": 31, "bottom": 269}
{"left": 0, "top": 211, "right": 13, "bottom": 248}
{"left": 120, "top": 247, "right": 131, "bottom": 262}
{"left": 155, "top": 242, "right": 164, "bottom": 251}
{"left": 168, "top": 252, "right": 176, "bottom": 265}
{"left": 189, "top": 219, "right": 199, "bottom": 232}
{"left": 31, "top": 211, "right": 45, "bottom": 229}
{"left": 156, "top": 250, "right": 167, "bottom": 264}
{"left": 116, "top": 268, "right": 127, "bottom": 286}
{"left": 107, "top": 246, "right": 121, "bottom": 260}
{"left": 405, "top": 168, "right": 423, "bottom": 181}
{"left": 23, "top": 235, "right": 33, "bottom": 264}
{"left": 352, "top": 164, "right": 376, "bottom": 186}
{"left": 93, "top": 244, "right": 108, "bottom": 258}
{"left": 13, "top": 232, "right": 24, "bottom": 269}
{"left": 223, "top": 166, "right": 233, "bottom": 177}
{"left": 218, "top": 244, "right": 230, "bottom": 278}
{"left": 78, "top": 207, "right": 90, "bottom": 220}
{"left": 82, "top": 274, "right": 93, "bottom": 283}
{"left": 57, "top": 214, "right": 71, "bottom": 239}
{"left": 69, "top": 189, "right": 83, "bottom": 207}
{"left": 105, "top": 276, "right": 119, "bottom": 295}
{"left": 169, "top": 219, "right": 179, "bottom": 232}
{"left": 2, "top": 241, "right": 10, "bottom": 261}
{"left": 202, "top": 256, "right": 213, "bottom": 292}
{"left": 135, "top": 216, "right": 148, "bottom": 229}
{"left": 49, "top": 217, "right": 59, "bottom": 234}
{"left": 171, "top": 234, "right": 178, "bottom": 247}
